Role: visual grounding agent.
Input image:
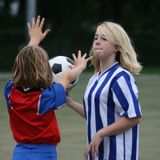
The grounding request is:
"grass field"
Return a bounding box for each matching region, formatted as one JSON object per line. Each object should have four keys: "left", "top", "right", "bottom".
{"left": 0, "top": 72, "right": 160, "bottom": 160}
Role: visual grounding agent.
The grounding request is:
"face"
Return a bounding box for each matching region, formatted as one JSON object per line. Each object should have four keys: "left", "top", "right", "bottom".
{"left": 92, "top": 30, "right": 117, "bottom": 62}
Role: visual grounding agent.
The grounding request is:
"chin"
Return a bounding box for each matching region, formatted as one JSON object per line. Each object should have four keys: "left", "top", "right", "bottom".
{"left": 94, "top": 53, "right": 104, "bottom": 59}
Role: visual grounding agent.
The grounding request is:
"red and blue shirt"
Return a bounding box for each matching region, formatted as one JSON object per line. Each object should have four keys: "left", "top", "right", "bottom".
{"left": 4, "top": 80, "right": 66, "bottom": 145}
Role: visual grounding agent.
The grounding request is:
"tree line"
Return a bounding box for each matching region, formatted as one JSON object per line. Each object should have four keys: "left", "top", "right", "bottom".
{"left": 0, "top": 0, "right": 160, "bottom": 71}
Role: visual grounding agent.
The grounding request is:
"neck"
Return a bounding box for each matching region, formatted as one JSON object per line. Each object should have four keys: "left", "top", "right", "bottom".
{"left": 99, "top": 59, "right": 116, "bottom": 73}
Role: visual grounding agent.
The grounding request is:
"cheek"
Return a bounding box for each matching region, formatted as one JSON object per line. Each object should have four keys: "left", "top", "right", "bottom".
{"left": 92, "top": 42, "right": 96, "bottom": 49}
{"left": 103, "top": 43, "right": 115, "bottom": 52}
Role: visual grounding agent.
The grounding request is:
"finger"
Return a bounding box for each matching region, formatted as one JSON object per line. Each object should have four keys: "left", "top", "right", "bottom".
{"left": 43, "top": 29, "right": 50, "bottom": 38}
{"left": 91, "top": 146, "right": 95, "bottom": 160}
{"left": 39, "top": 17, "right": 45, "bottom": 30}
{"left": 27, "top": 23, "right": 31, "bottom": 30}
{"left": 32, "top": 18, "right": 36, "bottom": 27}
{"left": 82, "top": 53, "right": 87, "bottom": 59}
{"left": 86, "top": 56, "right": 93, "bottom": 62}
{"left": 72, "top": 53, "right": 77, "bottom": 61}
{"left": 78, "top": 50, "right": 81, "bottom": 59}
{"left": 84, "top": 153, "right": 88, "bottom": 160}
{"left": 35, "top": 15, "right": 41, "bottom": 27}
{"left": 95, "top": 146, "right": 99, "bottom": 157}
{"left": 84, "top": 148, "right": 89, "bottom": 160}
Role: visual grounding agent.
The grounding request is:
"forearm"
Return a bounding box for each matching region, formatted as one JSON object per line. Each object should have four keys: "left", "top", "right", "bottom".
{"left": 67, "top": 99, "right": 85, "bottom": 118}
{"left": 58, "top": 66, "right": 84, "bottom": 90}
{"left": 98, "top": 117, "right": 141, "bottom": 138}
{"left": 28, "top": 38, "right": 40, "bottom": 46}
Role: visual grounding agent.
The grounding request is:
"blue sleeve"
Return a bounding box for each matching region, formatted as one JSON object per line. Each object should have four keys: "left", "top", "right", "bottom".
{"left": 111, "top": 72, "right": 142, "bottom": 118}
{"left": 4, "top": 80, "right": 13, "bottom": 108}
{"left": 38, "top": 83, "right": 67, "bottom": 114}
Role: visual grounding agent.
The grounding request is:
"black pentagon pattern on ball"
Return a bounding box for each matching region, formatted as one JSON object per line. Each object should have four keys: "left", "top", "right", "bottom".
{"left": 51, "top": 63, "right": 62, "bottom": 74}
{"left": 66, "top": 57, "right": 74, "bottom": 65}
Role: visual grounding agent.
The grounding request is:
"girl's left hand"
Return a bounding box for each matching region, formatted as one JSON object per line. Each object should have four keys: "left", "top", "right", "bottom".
{"left": 84, "top": 131, "right": 103, "bottom": 160}
{"left": 28, "top": 15, "right": 50, "bottom": 46}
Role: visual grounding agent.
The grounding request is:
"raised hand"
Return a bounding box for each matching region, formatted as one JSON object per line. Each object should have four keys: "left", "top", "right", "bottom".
{"left": 72, "top": 50, "right": 92, "bottom": 71}
{"left": 28, "top": 15, "right": 50, "bottom": 46}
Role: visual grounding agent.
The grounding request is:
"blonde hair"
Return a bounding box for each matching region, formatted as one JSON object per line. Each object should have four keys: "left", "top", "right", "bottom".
{"left": 12, "top": 45, "right": 53, "bottom": 88}
{"left": 90, "top": 21, "right": 142, "bottom": 75}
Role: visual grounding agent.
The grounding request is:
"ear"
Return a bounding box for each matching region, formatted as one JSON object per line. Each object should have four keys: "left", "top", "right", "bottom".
{"left": 114, "top": 44, "right": 119, "bottom": 53}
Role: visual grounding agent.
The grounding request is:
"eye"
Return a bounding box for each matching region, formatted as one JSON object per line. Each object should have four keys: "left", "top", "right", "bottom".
{"left": 101, "top": 36, "right": 108, "bottom": 41}
{"left": 94, "top": 36, "right": 98, "bottom": 40}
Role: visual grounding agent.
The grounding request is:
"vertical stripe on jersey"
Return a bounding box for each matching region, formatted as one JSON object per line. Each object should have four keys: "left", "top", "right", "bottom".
{"left": 123, "top": 133, "right": 126, "bottom": 160}
{"left": 87, "top": 80, "right": 98, "bottom": 144}
{"left": 83, "top": 98, "right": 87, "bottom": 118}
{"left": 131, "top": 125, "right": 138, "bottom": 160}
{"left": 107, "top": 87, "right": 116, "bottom": 160}
{"left": 112, "top": 81, "right": 129, "bottom": 115}
{"left": 94, "top": 86, "right": 104, "bottom": 160}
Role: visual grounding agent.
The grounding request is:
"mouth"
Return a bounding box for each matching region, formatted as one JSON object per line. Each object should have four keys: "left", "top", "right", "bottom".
{"left": 94, "top": 48, "right": 102, "bottom": 51}
{"left": 94, "top": 48, "right": 103, "bottom": 53}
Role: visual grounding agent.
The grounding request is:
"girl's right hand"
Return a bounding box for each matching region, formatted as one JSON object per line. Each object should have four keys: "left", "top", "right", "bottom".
{"left": 69, "top": 51, "right": 92, "bottom": 85}
{"left": 72, "top": 50, "right": 92, "bottom": 71}
{"left": 57, "top": 51, "right": 92, "bottom": 91}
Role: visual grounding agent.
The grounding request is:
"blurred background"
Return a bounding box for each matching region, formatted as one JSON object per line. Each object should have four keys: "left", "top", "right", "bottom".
{"left": 0, "top": 0, "right": 160, "bottom": 71}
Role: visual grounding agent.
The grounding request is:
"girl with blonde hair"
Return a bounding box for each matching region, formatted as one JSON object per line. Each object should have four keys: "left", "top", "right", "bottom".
{"left": 90, "top": 21, "right": 142, "bottom": 74}
{"left": 67, "top": 21, "right": 142, "bottom": 160}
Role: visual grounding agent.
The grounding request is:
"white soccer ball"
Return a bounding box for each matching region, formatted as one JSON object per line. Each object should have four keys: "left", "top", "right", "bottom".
{"left": 49, "top": 56, "right": 79, "bottom": 89}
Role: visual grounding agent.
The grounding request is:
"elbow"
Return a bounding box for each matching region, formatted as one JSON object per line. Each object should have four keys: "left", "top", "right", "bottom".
{"left": 137, "top": 117, "right": 141, "bottom": 124}
{"left": 132, "top": 117, "right": 141, "bottom": 126}
{"left": 129, "top": 117, "right": 141, "bottom": 127}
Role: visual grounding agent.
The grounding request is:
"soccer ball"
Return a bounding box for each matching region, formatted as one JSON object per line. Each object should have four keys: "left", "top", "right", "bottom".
{"left": 49, "top": 56, "right": 79, "bottom": 89}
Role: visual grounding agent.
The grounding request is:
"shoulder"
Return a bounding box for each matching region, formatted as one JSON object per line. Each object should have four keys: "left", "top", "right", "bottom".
{"left": 4, "top": 80, "right": 14, "bottom": 108}
{"left": 110, "top": 66, "right": 138, "bottom": 93}
{"left": 41, "top": 82, "right": 66, "bottom": 101}
{"left": 38, "top": 82, "right": 67, "bottom": 113}
{"left": 4, "top": 80, "right": 14, "bottom": 96}
{"left": 111, "top": 66, "right": 135, "bottom": 85}
{"left": 5, "top": 80, "right": 13, "bottom": 88}
{"left": 42, "top": 82, "right": 65, "bottom": 93}
{"left": 110, "top": 66, "right": 139, "bottom": 94}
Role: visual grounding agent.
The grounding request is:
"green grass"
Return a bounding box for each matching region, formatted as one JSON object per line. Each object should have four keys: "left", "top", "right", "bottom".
{"left": 141, "top": 66, "right": 160, "bottom": 74}
{"left": 0, "top": 72, "right": 160, "bottom": 160}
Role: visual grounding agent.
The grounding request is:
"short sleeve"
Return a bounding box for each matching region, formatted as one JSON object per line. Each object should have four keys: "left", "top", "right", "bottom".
{"left": 38, "top": 83, "right": 67, "bottom": 114}
{"left": 111, "top": 72, "right": 142, "bottom": 118}
{"left": 4, "top": 80, "right": 13, "bottom": 108}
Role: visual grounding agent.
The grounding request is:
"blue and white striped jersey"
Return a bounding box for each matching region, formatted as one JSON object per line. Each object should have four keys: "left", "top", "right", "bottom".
{"left": 84, "top": 62, "right": 142, "bottom": 160}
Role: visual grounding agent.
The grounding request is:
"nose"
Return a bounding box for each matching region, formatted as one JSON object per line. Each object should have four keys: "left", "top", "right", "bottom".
{"left": 95, "top": 37, "right": 101, "bottom": 45}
